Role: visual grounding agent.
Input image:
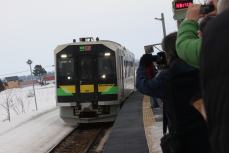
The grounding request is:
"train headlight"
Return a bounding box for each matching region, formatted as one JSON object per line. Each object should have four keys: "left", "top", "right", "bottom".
{"left": 61, "top": 54, "right": 68, "bottom": 58}
{"left": 67, "top": 76, "right": 72, "bottom": 80}
{"left": 104, "top": 52, "right": 111, "bottom": 57}
{"left": 101, "top": 74, "right": 106, "bottom": 79}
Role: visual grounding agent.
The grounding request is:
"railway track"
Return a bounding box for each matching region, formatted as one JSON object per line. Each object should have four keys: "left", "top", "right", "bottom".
{"left": 48, "top": 124, "right": 111, "bottom": 153}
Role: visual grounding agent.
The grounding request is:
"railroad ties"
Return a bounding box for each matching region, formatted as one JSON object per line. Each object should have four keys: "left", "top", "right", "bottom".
{"left": 49, "top": 124, "right": 112, "bottom": 153}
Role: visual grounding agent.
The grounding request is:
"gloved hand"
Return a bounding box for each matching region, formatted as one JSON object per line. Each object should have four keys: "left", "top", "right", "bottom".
{"left": 139, "top": 54, "right": 156, "bottom": 67}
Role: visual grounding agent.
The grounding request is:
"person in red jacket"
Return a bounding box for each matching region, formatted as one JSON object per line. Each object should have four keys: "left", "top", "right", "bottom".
{"left": 140, "top": 55, "right": 159, "bottom": 108}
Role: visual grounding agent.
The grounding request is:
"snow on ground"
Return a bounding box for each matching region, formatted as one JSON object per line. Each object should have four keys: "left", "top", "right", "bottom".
{"left": 150, "top": 121, "right": 163, "bottom": 153}
{"left": 0, "top": 84, "right": 56, "bottom": 132}
{"left": 0, "top": 84, "right": 75, "bottom": 153}
{"left": 0, "top": 108, "right": 74, "bottom": 153}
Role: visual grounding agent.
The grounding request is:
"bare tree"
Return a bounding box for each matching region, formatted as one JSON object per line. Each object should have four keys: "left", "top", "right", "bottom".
{"left": 14, "top": 95, "right": 26, "bottom": 114}
{"left": 0, "top": 90, "right": 13, "bottom": 122}
{"left": 11, "top": 102, "right": 20, "bottom": 115}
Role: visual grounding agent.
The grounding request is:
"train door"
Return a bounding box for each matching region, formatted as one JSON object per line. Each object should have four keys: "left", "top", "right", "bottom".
{"left": 120, "top": 55, "right": 124, "bottom": 100}
{"left": 76, "top": 47, "right": 98, "bottom": 103}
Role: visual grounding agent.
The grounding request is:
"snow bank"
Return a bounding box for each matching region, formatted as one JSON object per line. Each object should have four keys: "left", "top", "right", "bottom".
{"left": 0, "top": 84, "right": 56, "bottom": 134}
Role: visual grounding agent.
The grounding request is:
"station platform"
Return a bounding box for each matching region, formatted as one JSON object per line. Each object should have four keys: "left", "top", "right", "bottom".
{"left": 104, "top": 92, "right": 163, "bottom": 153}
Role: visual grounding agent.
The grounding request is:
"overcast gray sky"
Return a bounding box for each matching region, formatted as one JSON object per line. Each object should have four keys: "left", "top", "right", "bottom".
{"left": 0, "top": 0, "right": 204, "bottom": 77}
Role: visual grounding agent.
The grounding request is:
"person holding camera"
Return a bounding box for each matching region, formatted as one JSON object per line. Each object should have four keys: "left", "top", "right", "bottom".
{"left": 136, "top": 32, "right": 209, "bottom": 153}
{"left": 175, "top": 0, "right": 229, "bottom": 68}
{"left": 175, "top": 1, "right": 217, "bottom": 69}
{"left": 176, "top": 0, "right": 229, "bottom": 152}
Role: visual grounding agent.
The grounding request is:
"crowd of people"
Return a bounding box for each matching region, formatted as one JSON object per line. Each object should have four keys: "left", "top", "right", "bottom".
{"left": 136, "top": 0, "right": 229, "bottom": 152}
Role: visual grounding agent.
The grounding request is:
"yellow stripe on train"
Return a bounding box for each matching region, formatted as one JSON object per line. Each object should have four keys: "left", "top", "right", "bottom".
{"left": 98, "top": 84, "right": 115, "bottom": 92}
{"left": 59, "top": 85, "right": 76, "bottom": 93}
{"left": 80, "top": 85, "right": 94, "bottom": 93}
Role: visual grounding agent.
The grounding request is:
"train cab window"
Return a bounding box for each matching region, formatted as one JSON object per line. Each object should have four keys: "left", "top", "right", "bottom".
{"left": 57, "top": 53, "right": 75, "bottom": 84}
{"left": 97, "top": 51, "right": 116, "bottom": 82}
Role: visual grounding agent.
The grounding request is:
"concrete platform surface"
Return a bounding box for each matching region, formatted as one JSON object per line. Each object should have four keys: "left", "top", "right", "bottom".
{"left": 104, "top": 92, "right": 149, "bottom": 153}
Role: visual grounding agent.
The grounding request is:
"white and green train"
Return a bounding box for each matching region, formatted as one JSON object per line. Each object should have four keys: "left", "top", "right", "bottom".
{"left": 54, "top": 37, "right": 135, "bottom": 124}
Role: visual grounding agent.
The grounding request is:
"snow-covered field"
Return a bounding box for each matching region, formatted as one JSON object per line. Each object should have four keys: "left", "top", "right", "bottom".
{"left": 0, "top": 109, "right": 74, "bottom": 153}
{"left": 0, "top": 84, "right": 56, "bottom": 132}
{"left": 0, "top": 84, "right": 75, "bottom": 153}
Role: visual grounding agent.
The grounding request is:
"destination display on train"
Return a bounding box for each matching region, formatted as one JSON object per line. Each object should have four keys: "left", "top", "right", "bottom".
{"left": 175, "top": 1, "right": 193, "bottom": 9}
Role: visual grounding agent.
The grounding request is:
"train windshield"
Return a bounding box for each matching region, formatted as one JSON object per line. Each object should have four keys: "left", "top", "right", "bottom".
{"left": 97, "top": 51, "right": 116, "bottom": 82}
{"left": 56, "top": 45, "right": 117, "bottom": 86}
{"left": 56, "top": 52, "right": 75, "bottom": 84}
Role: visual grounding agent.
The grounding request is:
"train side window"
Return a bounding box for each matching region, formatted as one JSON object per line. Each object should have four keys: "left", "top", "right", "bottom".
{"left": 123, "top": 60, "right": 134, "bottom": 78}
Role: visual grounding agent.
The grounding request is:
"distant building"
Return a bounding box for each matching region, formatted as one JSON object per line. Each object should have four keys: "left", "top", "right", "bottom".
{"left": 36, "top": 74, "right": 55, "bottom": 86}
{"left": 43, "top": 75, "right": 55, "bottom": 83}
{"left": 5, "top": 76, "right": 20, "bottom": 89}
{"left": 19, "top": 80, "right": 39, "bottom": 88}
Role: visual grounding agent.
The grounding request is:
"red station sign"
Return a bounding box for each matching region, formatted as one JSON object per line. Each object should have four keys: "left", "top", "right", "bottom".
{"left": 175, "top": 1, "right": 193, "bottom": 9}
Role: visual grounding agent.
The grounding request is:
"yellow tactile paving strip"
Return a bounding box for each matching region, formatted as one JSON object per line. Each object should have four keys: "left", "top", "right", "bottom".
{"left": 143, "top": 95, "right": 158, "bottom": 153}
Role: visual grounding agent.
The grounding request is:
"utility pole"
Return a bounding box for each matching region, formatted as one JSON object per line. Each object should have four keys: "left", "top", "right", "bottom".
{"left": 27, "top": 59, "right": 38, "bottom": 111}
{"left": 155, "top": 13, "right": 167, "bottom": 38}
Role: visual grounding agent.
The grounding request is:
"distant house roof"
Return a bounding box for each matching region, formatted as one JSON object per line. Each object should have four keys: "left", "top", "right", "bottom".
{"left": 5, "top": 76, "right": 19, "bottom": 82}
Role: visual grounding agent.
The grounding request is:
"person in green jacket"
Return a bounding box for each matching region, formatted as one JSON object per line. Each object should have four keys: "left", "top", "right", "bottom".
{"left": 176, "top": 1, "right": 218, "bottom": 68}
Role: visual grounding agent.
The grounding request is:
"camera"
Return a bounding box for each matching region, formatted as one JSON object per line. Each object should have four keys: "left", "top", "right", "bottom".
{"left": 200, "top": 4, "right": 215, "bottom": 14}
{"left": 144, "top": 44, "right": 167, "bottom": 69}
{"left": 152, "top": 51, "right": 168, "bottom": 69}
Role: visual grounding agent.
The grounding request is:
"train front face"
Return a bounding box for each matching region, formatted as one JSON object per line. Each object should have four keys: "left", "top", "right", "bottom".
{"left": 56, "top": 44, "right": 118, "bottom": 124}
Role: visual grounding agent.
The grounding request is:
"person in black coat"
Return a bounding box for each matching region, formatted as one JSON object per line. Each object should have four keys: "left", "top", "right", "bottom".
{"left": 201, "top": 8, "right": 229, "bottom": 153}
{"left": 136, "top": 32, "right": 210, "bottom": 153}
